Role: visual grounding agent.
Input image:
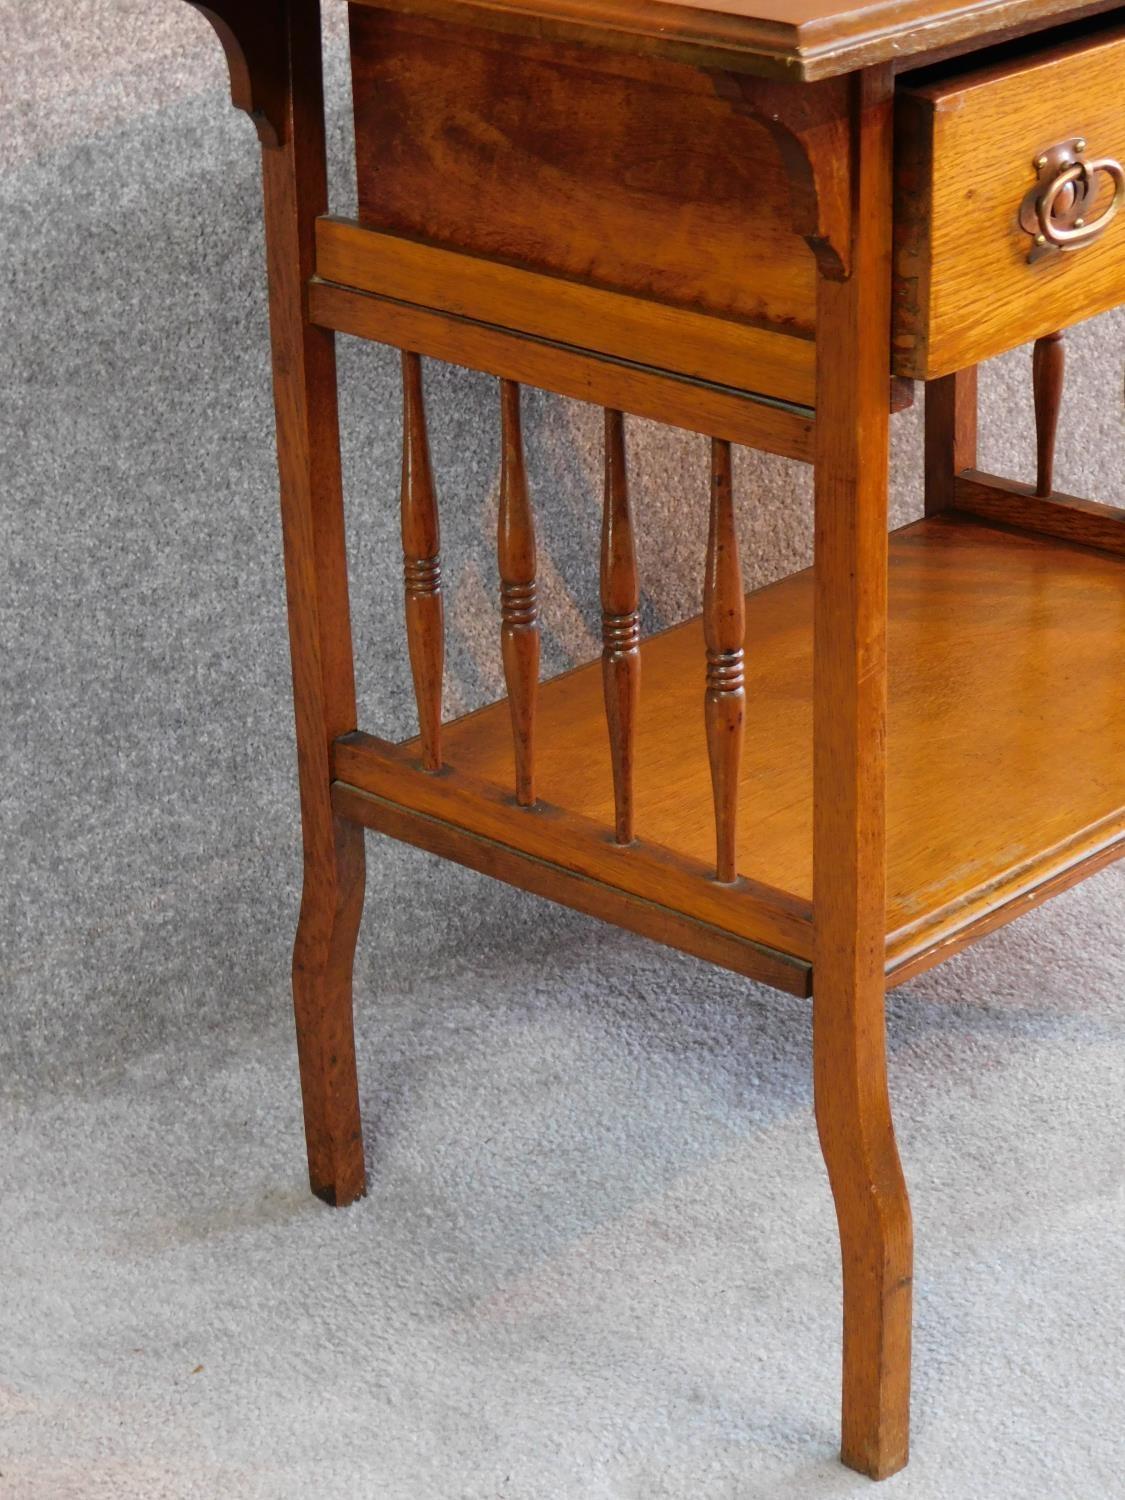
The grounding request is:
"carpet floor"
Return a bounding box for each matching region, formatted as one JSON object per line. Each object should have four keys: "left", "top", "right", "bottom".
{"left": 2, "top": 4, "right": 1123, "bottom": 1497}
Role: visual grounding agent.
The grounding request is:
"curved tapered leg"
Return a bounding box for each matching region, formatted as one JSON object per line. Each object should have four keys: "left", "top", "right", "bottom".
{"left": 813, "top": 996, "right": 913, "bottom": 1478}
{"left": 813, "top": 69, "right": 913, "bottom": 1480}
{"left": 192, "top": 0, "right": 368, "bottom": 1205}
{"left": 293, "top": 814, "right": 366, "bottom": 1206}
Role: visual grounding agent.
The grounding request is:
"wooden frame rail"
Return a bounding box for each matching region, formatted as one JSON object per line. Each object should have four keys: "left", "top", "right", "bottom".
{"left": 309, "top": 280, "right": 816, "bottom": 460}
{"left": 331, "top": 731, "right": 815, "bottom": 994}
{"left": 952, "top": 471, "right": 1125, "bottom": 556}
{"left": 316, "top": 217, "right": 817, "bottom": 406}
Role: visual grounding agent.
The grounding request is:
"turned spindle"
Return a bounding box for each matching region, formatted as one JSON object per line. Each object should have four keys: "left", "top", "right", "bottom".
{"left": 400, "top": 350, "right": 444, "bottom": 771}
{"left": 1033, "top": 329, "right": 1065, "bottom": 498}
{"left": 704, "top": 438, "right": 745, "bottom": 885}
{"left": 498, "top": 379, "right": 540, "bottom": 806}
{"left": 600, "top": 410, "right": 640, "bottom": 845}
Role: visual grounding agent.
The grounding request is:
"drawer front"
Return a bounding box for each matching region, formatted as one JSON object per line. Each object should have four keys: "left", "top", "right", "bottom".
{"left": 893, "top": 23, "right": 1125, "bottom": 380}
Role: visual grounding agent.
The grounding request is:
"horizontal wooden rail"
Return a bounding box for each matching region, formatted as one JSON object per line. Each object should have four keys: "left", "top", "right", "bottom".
{"left": 886, "top": 810, "right": 1125, "bottom": 986}
{"left": 333, "top": 781, "right": 812, "bottom": 995}
{"left": 308, "top": 282, "right": 816, "bottom": 462}
{"left": 316, "top": 217, "right": 816, "bottom": 407}
{"left": 330, "top": 731, "right": 815, "bottom": 961}
{"left": 953, "top": 471, "right": 1125, "bottom": 556}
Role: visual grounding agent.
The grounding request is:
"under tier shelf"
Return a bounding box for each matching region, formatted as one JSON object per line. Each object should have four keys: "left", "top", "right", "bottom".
{"left": 333, "top": 515, "right": 1125, "bottom": 991}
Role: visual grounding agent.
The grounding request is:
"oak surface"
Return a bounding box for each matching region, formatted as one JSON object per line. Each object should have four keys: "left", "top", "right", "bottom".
{"left": 196, "top": 0, "right": 368, "bottom": 1207}
{"left": 315, "top": 217, "right": 817, "bottom": 406}
{"left": 332, "top": 745, "right": 815, "bottom": 991}
{"left": 387, "top": 515, "right": 1125, "bottom": 976}
{"left": 347, "top": 0, "right": 1116, "bottom": 79}
{"left": 894, "top": 19, "right": 1125, "bottom": 378}
{"left": 923, "top": 367, "right": 977, "bottom": 515}
{"left": 809, "top": 70, "right": 910, "bottom": 1479}
{"left": 309, "top": 280, "right": 816, "bottom": 459}
{"left": 183, "top": 1, "right": 1125, "bottom": 1480}
{"left": 953, "top": 471, "right": 1125, "bottom": 554}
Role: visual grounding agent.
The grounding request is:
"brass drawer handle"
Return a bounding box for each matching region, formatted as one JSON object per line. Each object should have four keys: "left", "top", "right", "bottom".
{"left": 1019, "top": 139, "right": 1124, "bottom": 262}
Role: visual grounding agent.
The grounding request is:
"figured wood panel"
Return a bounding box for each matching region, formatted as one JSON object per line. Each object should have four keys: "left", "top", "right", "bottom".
{"left": 894, "top": 21, "right": 1125, "bottom": 378}
{"left": 315, "top": 218, "right": 817, "bottom": 406}
{"left": 349, "top": 8, "right": 817, "bottom": 335}
{"left": 347, "top": 0, "right": 1119, "bottom": 81}
{"left": 384, "top": 516, "right": 1125, "bottom": 974}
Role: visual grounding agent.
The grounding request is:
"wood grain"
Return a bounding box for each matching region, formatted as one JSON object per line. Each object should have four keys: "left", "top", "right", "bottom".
{"left": 332, "top": 731, "right": 816, "bottom": 960}
{"left": 332, "top": 782, "right": 813, "bottom": 995}
{"left": 923, "top": 367, "right": 977, "bottom": 515}
{"left": 346, "top": 0, "right": 1118, "bottom": 81}
{"left": 720, "top": 70, "right": 854, "bottom": 279}
{"left": 309, "top": 280, "right": 816, "bottom": 460}
{"left": 400, "top": 350, "right": 445, "bottom": 771}
{"left": 704, "top": 438, "right": 746, "bottom": 883}
{"left": 189, "top": 0, "right": 287, "bottom": 145}
{"left": 248, "top": 0, "right": 365, "bottom": 1207}
{"left": 953, "top": 470, "right": 1125, "bottom": 554}
{"left": 498, "top": 380, "right": 540, "bottom": 806}
{"left": 811, "top": 69, "right": 911, "bottom": 1481}
{"left": 315, "top": 216, "right": 817, "bottom": 406}
{"left": 191, "top": 4, "right": 1125, "bottom": 1475}
{"left": 358, "top": 514, "right": 1125, "bottom": 982}
{"left": 894, "top": 20, "right": 1125, "bottom": 379}
{"left": 349, "top": 10, "right": 817, "bottom": 330}
{"left": 601, "top": 410, "right": 641, "bottom": 845}
{"left": 886, "top": 820, "right": 1125, "bottom": 985}
{"left": 1033, "top": 329, "right": 1065, "bottom": 496}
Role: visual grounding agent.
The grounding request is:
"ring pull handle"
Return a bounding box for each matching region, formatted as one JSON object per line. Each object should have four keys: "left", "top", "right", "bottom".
{"left": 1019, "top": 139, "right": 1125, "bottom": 262}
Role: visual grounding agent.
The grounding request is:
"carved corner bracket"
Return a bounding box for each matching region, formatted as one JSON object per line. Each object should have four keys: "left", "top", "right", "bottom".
{"left": 715, "top": 72, "right": 853, "bottom": 282}
{"left": 188, "top": 0, "right": 290, "bottom": 148}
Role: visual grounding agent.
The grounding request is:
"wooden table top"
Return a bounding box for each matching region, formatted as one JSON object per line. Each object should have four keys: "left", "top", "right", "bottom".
{"left": 349, "top": 0, "right": 1115, "bottom": 78}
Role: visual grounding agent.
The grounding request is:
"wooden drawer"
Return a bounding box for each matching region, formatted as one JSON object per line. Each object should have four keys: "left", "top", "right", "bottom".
{"left": 893, "top": 21, "right": 1125, "bottom": 380}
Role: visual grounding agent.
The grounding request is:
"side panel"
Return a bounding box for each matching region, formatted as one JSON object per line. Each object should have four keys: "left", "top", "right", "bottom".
{"left": 349, "top": 6, "right": 818, "bottom": 338}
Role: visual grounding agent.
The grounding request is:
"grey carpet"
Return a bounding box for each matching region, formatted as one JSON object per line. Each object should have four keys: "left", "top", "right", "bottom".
{"left": 2, "top": 4, "right": 1123, "bottom": 1496}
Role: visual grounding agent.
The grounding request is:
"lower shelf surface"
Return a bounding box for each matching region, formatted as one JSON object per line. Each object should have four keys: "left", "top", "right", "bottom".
{"left": 370, "top": 515, "right": 1125, "bottom": 981}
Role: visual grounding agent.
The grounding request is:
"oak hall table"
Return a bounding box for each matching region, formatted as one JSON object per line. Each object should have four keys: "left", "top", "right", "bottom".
{"left": 182, "top": 0, "right": 1125, "bottom": 1478}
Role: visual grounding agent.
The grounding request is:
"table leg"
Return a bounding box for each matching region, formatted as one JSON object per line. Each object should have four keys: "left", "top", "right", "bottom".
{"left": 261, "top": 0, "right": 366, "bottom": 1206}
{"left": 924, "top": 367, "right": 978, "bottom": 515}
{"left": 192, "top": 0, "right": 368, "bottom": 1206}
{"left": 812, "top": 69, "right": 913, "bottom": 1480}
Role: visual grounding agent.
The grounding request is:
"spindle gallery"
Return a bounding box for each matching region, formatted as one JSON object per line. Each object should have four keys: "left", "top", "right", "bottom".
{"left": 177, "top": 0, "right": 1124, "bottom": 1478}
